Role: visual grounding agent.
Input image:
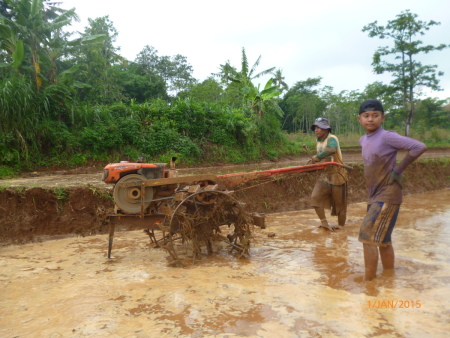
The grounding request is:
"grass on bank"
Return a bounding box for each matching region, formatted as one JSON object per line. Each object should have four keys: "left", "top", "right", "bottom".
{"left": 0, "top": 127, "right": 449, "bottom": 179}
{"left": 288, "top": 127, "right": 450, "bottom": 149}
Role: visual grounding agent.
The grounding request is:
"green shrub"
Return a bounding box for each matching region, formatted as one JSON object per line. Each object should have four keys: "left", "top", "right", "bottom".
{"left": 54, "top": 187, "right": 68, "bottom": 200}
{"left": 210, "top": 128, "right": 236, "bottom": 146}
{"left": 68, "top": 153, "right": 88, "bottom": 167}
{"left": 0, "top": 165, "right": 17, "bottom": 178}
{"left": 266, "top": 149, "right": 279, "bottom": 161}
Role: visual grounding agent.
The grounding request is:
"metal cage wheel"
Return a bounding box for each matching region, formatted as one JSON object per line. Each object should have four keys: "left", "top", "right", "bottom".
{"left": 165, "top": 190, "right": 252, "bottom": 264}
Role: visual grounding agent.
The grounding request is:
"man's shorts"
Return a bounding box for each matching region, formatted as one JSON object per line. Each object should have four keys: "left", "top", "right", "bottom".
{"left": 358, "top": 202, "right": 400, "bottom": 247}
{"left": 310, "top": 180, "right": 347, "bottom": 216}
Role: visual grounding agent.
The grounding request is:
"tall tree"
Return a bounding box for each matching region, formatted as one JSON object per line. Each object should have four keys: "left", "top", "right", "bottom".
{"left": 213, "top": 60, "right": 235, "bottom": 85}
{"left": 134, "top": 45, "right": 159, "bottom": 74}
{"left": 362, "top": 10, "right": 449, "bottom": 136}
{"left": 134, "top": 45, "right": 195, "bottom": 96}
{"left": 180, "top": 76, "right": 224, "bottom": 103}
{"left": 163, "top": 54, "right": 196, "bottom": 94}
{"left": 74, "top": 16, "right": 123, "bottom": 104}
{"left": 414, "top": 97, "right": 450, "bottom": 129}
{"left": 272, "top": 68, "right": 289, "bottom": 93}
{"left": 279, "top": 77, "right": 326, "bottom": 133}
{"left": 114, "top": 62, "right": 167, "bottom": 102}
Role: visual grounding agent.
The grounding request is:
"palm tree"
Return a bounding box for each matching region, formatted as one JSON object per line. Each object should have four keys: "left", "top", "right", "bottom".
{"left": 213, "top": 60, "right": 236, "bottom": 85}
{"left": 272, "top": 68, "right": 289, "bottom": 93}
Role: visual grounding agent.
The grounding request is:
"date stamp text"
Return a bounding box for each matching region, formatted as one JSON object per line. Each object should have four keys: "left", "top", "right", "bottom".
{"left": 368, "top": 300, "right": 421, "bottom": 309}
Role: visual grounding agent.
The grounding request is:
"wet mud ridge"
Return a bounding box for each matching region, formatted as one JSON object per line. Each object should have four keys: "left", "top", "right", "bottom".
{"left": 0, "top": 158, "right": 449, "bottom": 246}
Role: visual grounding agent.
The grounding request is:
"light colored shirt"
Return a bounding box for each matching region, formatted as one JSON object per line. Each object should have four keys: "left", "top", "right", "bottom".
{"left": 316, "top": 133, "right": 347, "bottom": 185}
{"left": 359, "top": 127, "right": 427, "bottom": 204}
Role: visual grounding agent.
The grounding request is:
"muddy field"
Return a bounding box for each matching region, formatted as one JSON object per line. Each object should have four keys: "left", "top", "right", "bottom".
{"left": 0, "top": 148, "right": 449, "bottom": 246}
{"left": 0, "top": 149, "right": 450, "bottom": 337}
{"left": 0, "top": 189, "right": 449, "bottom": 337}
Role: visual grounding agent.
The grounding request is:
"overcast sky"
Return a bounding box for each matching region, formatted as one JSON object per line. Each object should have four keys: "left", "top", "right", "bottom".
{"left": 60, "top": 0, "right": 450, "bottom": 100}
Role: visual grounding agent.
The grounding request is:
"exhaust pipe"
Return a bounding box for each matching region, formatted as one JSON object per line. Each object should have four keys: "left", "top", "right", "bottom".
{"left": 168, "top": 157, "right": 178, "bottom": 178}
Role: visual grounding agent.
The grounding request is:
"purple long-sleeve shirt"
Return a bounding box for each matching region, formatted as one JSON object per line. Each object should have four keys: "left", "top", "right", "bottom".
{"left": 359, "top": 127, "right": 427, "bottom": 204}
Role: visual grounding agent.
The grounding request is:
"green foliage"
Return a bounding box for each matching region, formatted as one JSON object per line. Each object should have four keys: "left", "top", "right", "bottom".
{"left": 279, "top": 77, "right": 327, "bottom": 133}
{"left": 0, "top": 165, "right": 17, "bottom": 178}
{"left": 0, "top": 2, "right": 448, "bottom": 174}
{"left": 89, "top": 186, "right": 113, "bottom": 200}
{"left": 170, "top": 97, "right": 208, "bottom": 138}
{"left": 41, "top": 120, "right": 78, "bottom": 155}
{"left": 413, "top": 127, "right": 450, "bottom": 146}
{"left": 180, "top": 77, "right": 224, "bottom": 103}
{"left": 54, "top": 187, "right": 68, "bottom": 200}
{"left": 265, "top": 149, "right": 279, "bottom": 161}
{"left": 134, "top": 45, "right": 196, "bottom": 95}
{"left": 68, "top": 153, "right": 88, "bottom": 167}
{"left": 246, "top": 78, "right": 282, "bottom": 119}
{"left": 0, "top": 75, "right": 50, "bottom": 161}
{"left": 210, "top": 128, "right": 235, "bottom": 146}
{"left": 73, "top": 16, "right": 123, "bottom": 105}
{"left": 414, "top": 97, "right": 450, "bottom": 130}
{"left": 141, "top": 126, "right": 201, "bottom": 161}
{"left": 114, "top": 63, "right": 168, "bottom": 102}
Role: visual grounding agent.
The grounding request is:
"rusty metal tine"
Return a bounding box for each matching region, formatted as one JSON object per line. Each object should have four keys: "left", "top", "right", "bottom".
{"left": 107, "top": 222, "right": 116, "bottom": 259}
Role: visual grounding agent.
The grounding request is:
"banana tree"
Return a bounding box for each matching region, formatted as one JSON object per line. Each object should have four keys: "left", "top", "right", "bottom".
{"left": 245, "top": 78, "right": 283, "bottom": 119}
{"left": 0, "top": 24, "right": 24, "bottom": 69}
{"left": 0, "top": 0, "right": 78, "bottom": 91}
{"left": 229, "top": 47, "right": 275, "bottom": 88}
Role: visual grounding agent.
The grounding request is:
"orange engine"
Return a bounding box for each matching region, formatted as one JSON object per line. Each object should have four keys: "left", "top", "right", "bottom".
{"left": 103, "top": 162, "right": 167, "bottom": 184}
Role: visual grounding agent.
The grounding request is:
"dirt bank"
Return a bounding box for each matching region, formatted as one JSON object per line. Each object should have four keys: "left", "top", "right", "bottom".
{"left": 1, "top": 157, "right": 449, "bottom": 246}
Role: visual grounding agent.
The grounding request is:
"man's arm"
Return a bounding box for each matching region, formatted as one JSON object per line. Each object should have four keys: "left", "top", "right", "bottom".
{"left": 386, "top": 132, "right": 427, "bottom": 187}
{"left": 313, "top": 137, "right": 338, "bottom": 161}
{"left": 387, "top": 133, "right": 427, "bottom": 174}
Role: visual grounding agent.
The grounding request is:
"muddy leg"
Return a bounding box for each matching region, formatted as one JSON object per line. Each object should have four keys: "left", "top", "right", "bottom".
{"left": 380, "top": 245, "right": 395, "bottom": 270}
{"left": 363, "top": 244, "right": 379, "bottom": 281}
{"left": 206, "top": 239, "right": 213, "bottom": 255}
{"left": 329, "top": 212, "right": 346, "bottom": 230}
{"left": 337, "top": 212, "right": 346, "bottom": 227}
{"left": 315, "top": 207, "right": 332, "bottom": 230}
{"left": 332, "top": 184, "right": 346, "bottom": 228}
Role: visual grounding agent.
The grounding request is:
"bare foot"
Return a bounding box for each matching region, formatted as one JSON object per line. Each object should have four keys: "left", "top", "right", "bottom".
{"left": 353, "top": 275, "right": 364, "bottom": 283}
{"left": 331, "top": 225, "right": 344, "bottom": 230}
{"left": 363, "top": 275, "right": 376, "bottom": 282}
{"left": 318, "top": 225, "right": 335, "bottom": 231}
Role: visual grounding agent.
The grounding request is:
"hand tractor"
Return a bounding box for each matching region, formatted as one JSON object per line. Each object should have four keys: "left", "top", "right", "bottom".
{"left": 103, "top": 157, "right": 351, "bottom": 266}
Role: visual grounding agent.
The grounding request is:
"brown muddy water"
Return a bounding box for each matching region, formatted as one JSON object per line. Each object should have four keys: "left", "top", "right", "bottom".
{"left": 0, "top": 189, "right": 449, "bottom": 337}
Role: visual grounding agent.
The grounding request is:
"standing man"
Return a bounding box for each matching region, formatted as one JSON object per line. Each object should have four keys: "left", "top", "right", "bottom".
{"left": 309, "top": 117, "right": 348, "bottom": 231}
{"left": 357, "top": 99, "right": 427, "bottom": 281}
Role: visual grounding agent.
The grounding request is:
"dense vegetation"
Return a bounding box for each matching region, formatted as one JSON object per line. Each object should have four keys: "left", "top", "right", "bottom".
{"left": 1, "top": 1, "right": 449, "bottom": 178}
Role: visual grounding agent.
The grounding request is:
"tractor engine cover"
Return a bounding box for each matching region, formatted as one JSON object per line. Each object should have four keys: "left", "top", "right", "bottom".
{"left": 103, "top": 162, "right": 167, "bottom": 184}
